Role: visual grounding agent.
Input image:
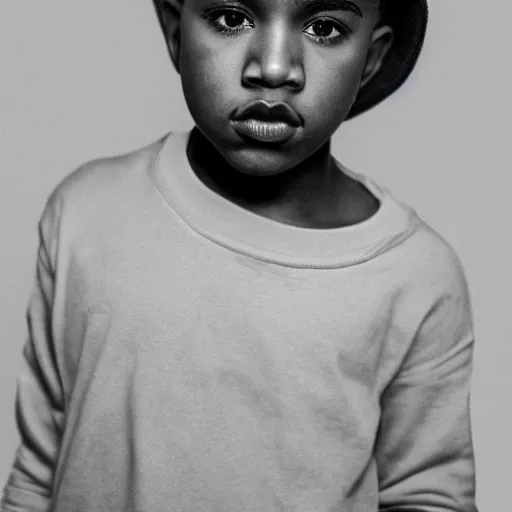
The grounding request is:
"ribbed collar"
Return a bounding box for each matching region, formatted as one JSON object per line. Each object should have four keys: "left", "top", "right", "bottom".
{"left": 150, "top": 130, "right": 420, "bottom": 269}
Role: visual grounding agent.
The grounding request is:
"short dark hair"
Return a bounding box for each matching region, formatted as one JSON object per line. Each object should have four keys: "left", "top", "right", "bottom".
{"left": 377, "top": 0, "right": 390, "bottom": 26}
{"left": 153, "top": 0, "right": 183, "bottom": 30}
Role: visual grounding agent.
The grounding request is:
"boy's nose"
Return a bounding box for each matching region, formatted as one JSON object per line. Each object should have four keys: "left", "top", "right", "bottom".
{"left": 242, "top": 25, "right": 305, "bottom": 91}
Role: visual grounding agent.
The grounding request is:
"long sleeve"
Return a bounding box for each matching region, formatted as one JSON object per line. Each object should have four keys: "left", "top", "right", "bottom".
{"left": 376, "top": 256, "right": 477, "bottom": 512}
{"left": 1, "top": 196, "right": 65, "bottom": 512}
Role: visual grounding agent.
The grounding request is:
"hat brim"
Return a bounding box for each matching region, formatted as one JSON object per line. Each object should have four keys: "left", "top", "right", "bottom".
{"left": 346, "top": 0, "right": 429, "bottom": 119}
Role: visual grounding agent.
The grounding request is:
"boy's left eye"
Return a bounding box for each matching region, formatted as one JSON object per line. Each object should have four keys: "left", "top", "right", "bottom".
{"left": 304, "top": 19, "right": 345, "bottom": 41}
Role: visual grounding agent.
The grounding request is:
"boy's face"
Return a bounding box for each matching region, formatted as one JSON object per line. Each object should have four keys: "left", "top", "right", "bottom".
{"left": 161, "top": 0, "right": 392, "bottom": 176}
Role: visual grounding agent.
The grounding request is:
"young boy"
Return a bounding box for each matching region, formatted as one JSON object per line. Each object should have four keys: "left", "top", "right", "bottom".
{"left": 2, "top": 0, "right": 478, "bottom": 510}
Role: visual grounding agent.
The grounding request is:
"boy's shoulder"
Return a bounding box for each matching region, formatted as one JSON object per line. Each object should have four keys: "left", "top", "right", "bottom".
{"left": 35, "top": 134, "right": 168, "bottom": 253}
{"left": 351, "top": 170, "right": 470, "bottom": 296}
{"left": 397, "top": 214, "right": 471, "bottom": 305}
{"left": 50, "top": 135, "right": 165, "bottom": 206}
{"left": 40, "top": 135, "right": 166, "bottom": 227}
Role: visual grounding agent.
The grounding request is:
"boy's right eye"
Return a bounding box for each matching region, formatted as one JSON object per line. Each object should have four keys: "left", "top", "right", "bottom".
{"left": 205, "top": 8, "right": 254, "bottom": 34}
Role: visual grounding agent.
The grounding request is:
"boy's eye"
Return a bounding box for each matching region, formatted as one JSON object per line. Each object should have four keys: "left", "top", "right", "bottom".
{"left": 304, "top": 19, "right": 347, "bottom": 42}
{"left": 213, "top": 9, "right": 253, "bottom": 31}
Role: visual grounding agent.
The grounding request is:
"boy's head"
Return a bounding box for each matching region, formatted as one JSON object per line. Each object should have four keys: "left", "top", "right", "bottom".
{"left": 153, "top": 0, "right": 427, "bottom": 176}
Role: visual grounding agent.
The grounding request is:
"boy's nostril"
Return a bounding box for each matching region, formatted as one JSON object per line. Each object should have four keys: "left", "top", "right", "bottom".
{"left": 243, "top": 65, "right": 304, "bottom": 90}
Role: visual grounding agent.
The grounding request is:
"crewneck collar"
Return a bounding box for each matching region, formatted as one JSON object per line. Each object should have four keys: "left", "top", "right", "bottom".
{"left": 150, "top": 130, "right": 420, "bottom": 269}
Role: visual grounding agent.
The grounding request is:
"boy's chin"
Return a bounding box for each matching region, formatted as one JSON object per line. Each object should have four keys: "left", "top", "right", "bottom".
{"left": 192, "top": 125, "right": 330, "bottom": 177}
{"left": 221, "top": 146, "right": 305, "bottom": 177}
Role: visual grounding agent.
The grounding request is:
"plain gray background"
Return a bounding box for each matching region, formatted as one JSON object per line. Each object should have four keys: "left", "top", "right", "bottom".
{"left": 0, "top": 1, "right": 509, "bottom": 510}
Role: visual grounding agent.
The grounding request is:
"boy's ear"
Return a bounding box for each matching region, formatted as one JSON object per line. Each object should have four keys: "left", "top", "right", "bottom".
{"left": 359, "top": 25, "right": 394, "bottom": 89}
{"left": 156, "top": 0, "right": 183, "bottom": 73}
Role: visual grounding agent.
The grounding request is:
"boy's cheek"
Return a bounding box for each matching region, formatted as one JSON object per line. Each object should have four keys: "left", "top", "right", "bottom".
{"left": 180, "top": 31, "right": 229, "bottom": 87}
{"left": 180, "top": 44, "right": 244, "bottom": 116}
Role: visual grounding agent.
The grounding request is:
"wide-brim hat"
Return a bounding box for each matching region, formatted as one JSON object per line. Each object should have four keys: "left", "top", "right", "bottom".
{"left": 153, "top": 0, "right": 428, "bottom": 120}
{"left": 347, "top": 0, "right": 429, "bottom": 119}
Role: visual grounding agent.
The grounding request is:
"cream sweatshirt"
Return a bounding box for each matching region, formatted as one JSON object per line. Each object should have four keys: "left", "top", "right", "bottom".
{"left": 2, "top": 131, "right": 477, "bottom": 512}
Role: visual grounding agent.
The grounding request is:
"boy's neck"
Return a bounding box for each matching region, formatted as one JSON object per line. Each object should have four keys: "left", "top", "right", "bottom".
{"left": 186, "top": 127, "right": 379, "bottom": 229}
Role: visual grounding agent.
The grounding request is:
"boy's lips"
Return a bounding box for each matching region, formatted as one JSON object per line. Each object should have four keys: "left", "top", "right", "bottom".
{"left": 231, "top": 119, "right": 297, "bottom": 144}
{"left": 231, "top": 100, "right": 302, "bottom": 127}
{"left": 231, "top": 100, "right": 302, "bottom": 143}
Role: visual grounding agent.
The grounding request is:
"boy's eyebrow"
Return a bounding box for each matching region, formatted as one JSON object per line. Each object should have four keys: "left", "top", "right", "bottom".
{"left": 295, "top": 0, "right": 363, "bottom": 17}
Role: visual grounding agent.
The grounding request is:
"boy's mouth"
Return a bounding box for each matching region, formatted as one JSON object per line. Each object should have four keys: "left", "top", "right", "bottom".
{"left": 231, "top": 100, "right": 302, "bottom": 144}
{"left": 231, "top": 119, "right": 298, "bottom": 144}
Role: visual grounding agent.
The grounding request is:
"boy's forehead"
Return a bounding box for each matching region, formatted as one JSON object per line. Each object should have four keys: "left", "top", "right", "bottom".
{"left": 185, "top": 0, "right": 380, "bottom": 12}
